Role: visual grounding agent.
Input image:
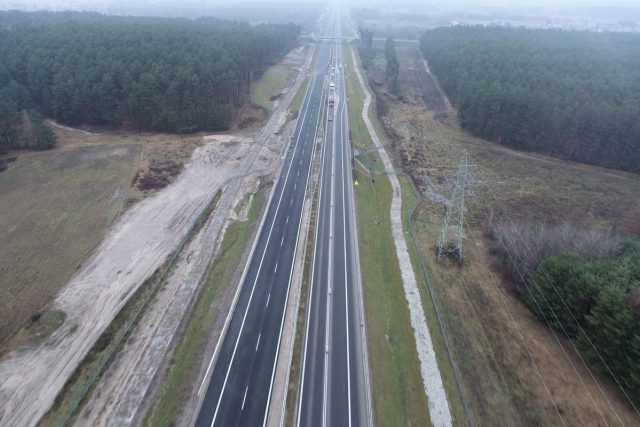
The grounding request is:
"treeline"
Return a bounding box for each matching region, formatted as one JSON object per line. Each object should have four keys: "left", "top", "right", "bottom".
{"left": 0, "top": 11, "right": 299, "bottom": 135}
{"left": 384, "top": 38, "right": 401, "bottom": 98}
{"left": 528, "top": 239, "right": 640, "bottom": 405}
{"left": 420, "top": 26, "right": 640, "bottom": 173}
{"left": 358, "top": 27, "right": 374, "bottom": 70}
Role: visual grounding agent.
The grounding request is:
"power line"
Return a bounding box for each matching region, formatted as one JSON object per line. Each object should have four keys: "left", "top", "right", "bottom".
{"left": 437, "top": 149, "right": 467, "bottom": 262}
{"left": 468, "top": 170, "right": 638, "bottom": 422}
{"left": 462, "top": 218, "right": 567, "bottom": 427}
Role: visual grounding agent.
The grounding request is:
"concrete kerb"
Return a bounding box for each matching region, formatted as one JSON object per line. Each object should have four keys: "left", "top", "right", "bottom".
{"left": 189, "top": 43, "right": 317, "bottom": 427}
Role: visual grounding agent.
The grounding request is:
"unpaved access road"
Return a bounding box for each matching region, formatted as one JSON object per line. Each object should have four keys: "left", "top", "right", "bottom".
{"left": 0, "top": 136, "right": 252, "bottom": 427}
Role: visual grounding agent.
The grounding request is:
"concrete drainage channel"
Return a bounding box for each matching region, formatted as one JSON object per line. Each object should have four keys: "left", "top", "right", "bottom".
{"left": 350, "top": 45, "right": 454, "bottom": 427}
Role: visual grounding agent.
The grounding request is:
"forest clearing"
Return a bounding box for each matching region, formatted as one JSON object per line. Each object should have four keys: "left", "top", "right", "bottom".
{"left": 362, "top": 37, "right": 640, "bottom": 426}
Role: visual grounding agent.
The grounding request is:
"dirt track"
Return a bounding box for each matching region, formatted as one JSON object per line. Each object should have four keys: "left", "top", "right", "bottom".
{"left": 0, "top": 136, "right": 252, "bottom": 427}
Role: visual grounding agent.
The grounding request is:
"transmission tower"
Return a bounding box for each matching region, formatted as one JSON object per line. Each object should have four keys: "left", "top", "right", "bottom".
{"left": 437, "top": 150, "right": 468, "bottom": 262}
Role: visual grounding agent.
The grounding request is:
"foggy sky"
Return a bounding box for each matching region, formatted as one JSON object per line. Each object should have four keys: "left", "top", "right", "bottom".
{"left": 2, "top": 0, "right": 640, "bottom": 22}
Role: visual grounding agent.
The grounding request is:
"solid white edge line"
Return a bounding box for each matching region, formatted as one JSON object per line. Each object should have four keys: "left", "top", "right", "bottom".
{"left": 207, "top": 60, "right": 321, "bottom": 426}
{"left": 323, "top": 45, "right": 338, "bottom": 427}
{"left": 296, "top": 41, "right": 333, "bottom": 427}
{"left": 337, "top": 47, "right": 353, "bottom": 427}
{"left": 197, "top": 42, "right": 318, "bottom": 400}
{"left": 263, "top": 43, "right": 329, "bottom": 427}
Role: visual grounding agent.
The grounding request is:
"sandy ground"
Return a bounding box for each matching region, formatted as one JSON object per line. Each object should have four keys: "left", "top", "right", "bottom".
{"left": 351, "top": 46, "right": 453, "bottom": 427}
{"left": 68, "top": 42, "right": 314, "bottom": 427}
{"left": 73, "top": 134, "right": 267, "bottom": 427}
{"left": 0, "top": 134, "right": 252, "bottom": 427}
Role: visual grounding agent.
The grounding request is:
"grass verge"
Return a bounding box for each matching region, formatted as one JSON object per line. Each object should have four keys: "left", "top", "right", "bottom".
{"left": 399, "top": 176, "right": 468, "bottom": 426}
{"left": 347, "top": 42, "right": 432, "bottom": 426}
{"left": 285, "top": 196, "right": 317, "bottom": 426}
{"left": 251, "top": 64, "right": 295, "bottom": 112}
{"left": 143, "top": 191, "right": 264, "bottom": 427}
{"left": 290, "top": 76, "right": 311, "bottom": 118}
{"left": 344, "top": 49, "right": 370, "bottom": 150}
{"left": 354, "top": 166, "right": 431, "bottom": 426}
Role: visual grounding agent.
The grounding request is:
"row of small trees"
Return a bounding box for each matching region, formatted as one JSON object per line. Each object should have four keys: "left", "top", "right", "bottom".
{"left": 384, "top": 38, "right": 401, "bottom": 97}
{"left": 488, "top": 215, "right": 640, "bottom": 406}
{"left": 528, "top": 240, "right": 640, "bottom": 405}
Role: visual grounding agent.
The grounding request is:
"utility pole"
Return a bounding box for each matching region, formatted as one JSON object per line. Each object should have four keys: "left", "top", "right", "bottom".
{"left": 437, "top": 149, "right": 468, "bottom": 262}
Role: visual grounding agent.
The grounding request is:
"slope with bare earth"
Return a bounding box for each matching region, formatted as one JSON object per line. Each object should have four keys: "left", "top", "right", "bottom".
{"left": 366, "top": 39, "right": 640, "bottom": 426}
{"left": 0, "top": 134, "right": 251, "bottom": 427}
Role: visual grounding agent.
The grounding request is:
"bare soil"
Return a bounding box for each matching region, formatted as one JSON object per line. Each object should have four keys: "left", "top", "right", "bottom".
{"left": 365, "top": 41, "right": 640, "bottom": 426}
{"left": 0, "top": 133, "right": 251, "bottom": 427}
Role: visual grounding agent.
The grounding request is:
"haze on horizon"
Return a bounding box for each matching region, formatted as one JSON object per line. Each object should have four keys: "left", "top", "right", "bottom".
{"left": 2, "top": 0, "right": 640, "bottom": 14}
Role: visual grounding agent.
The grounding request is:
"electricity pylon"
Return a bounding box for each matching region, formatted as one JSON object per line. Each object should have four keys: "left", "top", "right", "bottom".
{"left": 437, "top": 150, "right": 468, "bottom": 262}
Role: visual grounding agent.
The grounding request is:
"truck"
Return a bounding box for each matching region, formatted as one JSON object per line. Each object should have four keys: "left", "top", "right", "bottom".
{"left": 328, "top": 95, "right": 335, "bottom": 121}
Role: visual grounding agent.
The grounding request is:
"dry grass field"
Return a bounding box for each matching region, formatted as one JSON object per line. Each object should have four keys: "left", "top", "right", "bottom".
{"left": 364, "top": 39, "right": 640, "bottom": 425}
{"left": 0, "top": 143, "right": 139, "bottom": 348}
{"left": 0, "top": 126, "right": 205, "bottom": 352}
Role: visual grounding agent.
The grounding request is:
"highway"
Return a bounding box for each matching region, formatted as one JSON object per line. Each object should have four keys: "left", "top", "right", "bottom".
{"left": 194, "top": 28, "right": 332, "bottom": 427}
{"left": 297, "top": 8, "right": 371, "bottom": 427}
{"left": 195, "top": 6, "right": 370, "bottom": 427}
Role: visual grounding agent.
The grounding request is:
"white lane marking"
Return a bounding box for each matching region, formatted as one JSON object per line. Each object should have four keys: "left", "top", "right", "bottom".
{"left": 266, "top": 293, "right": 271, "bottom": 307}
{"left": 296, "top": 60, "right": 332, "bottom": 427}
{"left": 323, "top": 69, "right": 339, "bottom": 427}
{"left": 199, "top": 39, "right": 320, "bottom": 399}
{"left": 274, "top": 263, "right": 279, "bottom": 273}
{"left": 281, "top": 236, "right": 285, "bottom": 246}
{"left": 286, "top": 215, "right": 289, "bottom": 224}
{"left": 208, "top": 61, "right": 322, "bottom": 426}
{"left": 297, "top": 170, "right": 300, "bottom": 177}
{"left": 256, "top": 333, "right": 262, "bottom": 351}
{"left": 242, "top": 386, "right": 249, "bottom": 410}
{"left": 339, "top": 88, "right": 353, "bottom": 427}
{"left": 264, "top": 46, "right": 329, "bottom": 427}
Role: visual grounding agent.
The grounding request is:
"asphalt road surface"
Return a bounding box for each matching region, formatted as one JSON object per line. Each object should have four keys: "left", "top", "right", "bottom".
{"left": 194, "top": 20, "right": 333, "bottom": 427}
{"left": 195, "top": 7, "right": 369, "bottom": 427}
{"left": 297, "top": 9, "right": 371, "bottom": 427}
